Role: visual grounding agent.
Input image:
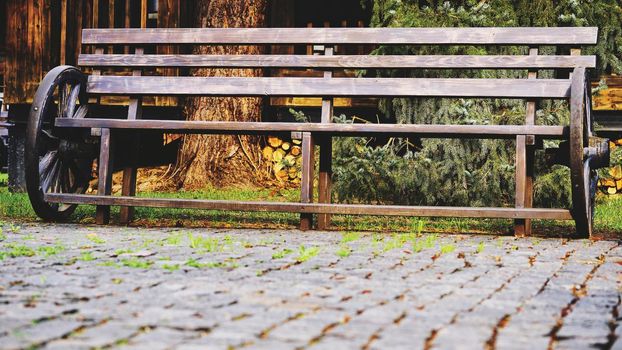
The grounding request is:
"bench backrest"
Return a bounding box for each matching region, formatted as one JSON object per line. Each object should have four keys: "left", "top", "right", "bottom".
{"left": 77, "top": 27, "right": 598, "bottom": 100}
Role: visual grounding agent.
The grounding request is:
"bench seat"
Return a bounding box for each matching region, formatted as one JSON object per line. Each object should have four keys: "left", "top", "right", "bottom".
{"left": 25, "top": 26, "right": 602, "bottom": 237}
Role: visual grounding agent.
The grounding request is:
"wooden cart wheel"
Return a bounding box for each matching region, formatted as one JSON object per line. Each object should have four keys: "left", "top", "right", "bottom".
{"left": 569, "top": 68, "right": 610, "bottom": 238}
{"left": 25, "top": 66, "right": 95, "bottom": 221}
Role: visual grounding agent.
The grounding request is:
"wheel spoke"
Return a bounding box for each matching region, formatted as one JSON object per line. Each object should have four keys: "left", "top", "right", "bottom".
{"left": 57, "top": 82, "right": 67, "bottom": 118}
{"left": 40, "top": 151, "right": 60, "bottom": 193}
{"left": 67, "top": 159, "right": 89, "bottom": 190}
{"left": 66, "top": 83, "right": 81, "bottom": 119}
{"left": 39, "top": 130, "right": 60, "bottom": 155}
{"left": 52, "top": 160, "right": 64, "bottom": 194}
{"left": 73, "top": 105, "right": 88, "bottom": 119}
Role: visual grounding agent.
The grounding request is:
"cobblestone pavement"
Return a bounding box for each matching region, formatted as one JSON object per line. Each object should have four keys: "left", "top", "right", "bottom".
{"left": 0, "top": 222, "right": 620, "bottom": 349}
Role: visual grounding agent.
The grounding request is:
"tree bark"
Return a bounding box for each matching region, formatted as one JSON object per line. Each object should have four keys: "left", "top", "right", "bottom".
{"left": 173, "top": 0, "right": 268, "bottom": 189}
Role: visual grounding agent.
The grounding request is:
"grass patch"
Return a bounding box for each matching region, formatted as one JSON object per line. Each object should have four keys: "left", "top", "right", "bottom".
{"left": 475, "top": 241, "right": 485, "bottom": 254}
{"left": 161, "top": 263, "right": 180, "bottom": 271}
{"left": 0, "top": 187, "right": 620, "bottom": 236}
{"left": 272, "top": 248, "right": 293, "bottom": 260}
{"left": 6, "top": 244, "right": 36, "bottom": 258}
{"left": 335, "top": 245, "right": 352, "bottom": 258}
{"left": 188, "top": 233, "right": 220, "bottom": 252}
{"left": 37, "top": 244, "right": 65, "bottom": 257}
{"left": 120, "top": 258, "right": 153, "bottom": 269}
{"left": 439, "top": 244, "right": 456, "bottom": 255}
{"left": 595, "top": 194, "right": 622, "bottom": 232}
{"left": 78, "top": 252, "right": 96, "bottom": 261}
{"left": 341, "top": 232, "right": 361, "bottom": 244}
{"left": 296, "top": 245, "right": 320, "bottom": 263}
{"left": 86, "top": 233, "right": 106, "bottom": 245}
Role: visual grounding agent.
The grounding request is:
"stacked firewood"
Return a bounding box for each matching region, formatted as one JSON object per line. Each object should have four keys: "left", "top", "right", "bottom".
{"left": 262, "top": 136, "right": 303, "bottom": 184}
{"left": 598, "top": 139, "right": 622, "bottom": 195}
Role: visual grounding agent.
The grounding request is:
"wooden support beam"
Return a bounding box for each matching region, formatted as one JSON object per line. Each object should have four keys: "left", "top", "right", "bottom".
{"left": 96, "top": 128, "right": 115, "bottom": 224}
{"left": 300, "top": 132, "right": 315, "bottom": 230}
{"left": 515, "top": 47, "right": 538, "bottom": 237}
{"left": 54, "top": 118, "right": 570, "bottom": 139}
{"left": 119, "top": 47, "right": 144, "bottom": 224}
{"left": 45, "top": 193, "right": 575, "bottom": 221}
{"left": 318, "top": 46, "right": 334, "bottom": 230}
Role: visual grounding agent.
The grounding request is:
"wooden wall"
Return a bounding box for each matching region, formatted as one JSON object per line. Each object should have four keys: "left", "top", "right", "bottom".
{"left": 0, "top": 2, "right": 6, "bottom": 93}
{"left": 3, "top": 0, "right": 192, "bottom": 105}
{"left": 3, "top": 0, "right": 620, "bottom": 111}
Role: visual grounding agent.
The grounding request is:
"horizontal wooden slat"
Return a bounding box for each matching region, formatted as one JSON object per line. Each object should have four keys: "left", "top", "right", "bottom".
{"left": 54, "top": 118, "right": 569, "bottom": 139}
{"left": 44, "top": 194, "right": 574, "bottom": 220}
{"left": 78, "top": 54, "right": 597, "bottom": 69}
{"left": 81, "top": 27, "right": 598, "bottom": 45}
{"left": 87, "top": 76, "right": 572, "bottom": 98}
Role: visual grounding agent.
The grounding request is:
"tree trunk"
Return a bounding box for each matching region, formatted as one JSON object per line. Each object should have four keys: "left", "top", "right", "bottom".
{"left": 173, "top": 0, "right": 268, "bottom": 189}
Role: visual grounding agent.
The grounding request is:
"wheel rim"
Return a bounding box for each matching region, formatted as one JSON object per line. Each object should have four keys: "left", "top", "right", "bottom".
{"left": 26, "top": 66, "right": 95, "bottom": 220}
{"left": 569, "top": 69, "right": 609, "bottom": 238}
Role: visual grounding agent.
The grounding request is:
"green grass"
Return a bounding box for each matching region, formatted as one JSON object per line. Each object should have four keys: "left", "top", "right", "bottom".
{"left": 341, "top": 232, "right": 361, "bottom": 244}
{"left": 439, "top": 244, "right": 456, "bottom": 255}
{"left": 86, "top": 234, "right": 106, "bottom": 245}
{"left": 161, "top": 263, "right": 180, "bottom": 271}
{"left": 0, "top": 186, "right": 620, "bottom": 236}
{"left": 272, "top": 248, "right": 293, "bottom": 260}
{"left": 37, "top": 244, "right": 65, "bottom": 257}
{"left": 78, "top": 252, "right": 96, "bottom": 261}
{"left": 0, "top": 174, "right": 7, "bottom": 187}
{"left": 296, "top": 245, "right": 320, "bottom": 263}
{"left": 120, "top": 258, "right": 153, "bottom": 269}
{"left": 187, "top": 233, "right": 220, "bottom": 252}
{"left": 5, "top": 244, "right": 36, "bottom": 258}
{"left": 335, "top": 245, "right": 352, "bottom": 258}
{"left": 475, "top": 241, "right": 485, "bottom": 254}
{"left": 595, "top": 194, "right": 622, "bottom": 232}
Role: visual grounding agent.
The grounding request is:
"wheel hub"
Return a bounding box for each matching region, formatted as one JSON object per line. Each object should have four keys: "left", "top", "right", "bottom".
{"left": 584, "top": 137, "right": 610, "bottom": 170}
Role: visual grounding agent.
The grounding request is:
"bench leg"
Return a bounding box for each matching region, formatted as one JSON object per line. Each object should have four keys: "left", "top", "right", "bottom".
{"left": 514, "top": 135, "right": 534, "bottom": 237}
{"left": 119, "top": 167, "right": 137, "bottom": 224}
{"left": 299, "top": 132, "right": 315, "bottom": 231}
{"left": 317, "top": 136, "right": 332, "bottom": 230}
{"left": 96, "top": 128, "right": 115, "bottom": 225}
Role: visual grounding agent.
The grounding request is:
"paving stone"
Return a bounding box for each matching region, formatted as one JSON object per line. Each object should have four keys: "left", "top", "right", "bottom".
{"left": 0, "top": 222, "right": 619, "bottom": 349}
{"left": 0, "top": 318, "right": 84, "bottom": 350}
{"left": 65, "top": 321, "right": 138, "bottom": 348}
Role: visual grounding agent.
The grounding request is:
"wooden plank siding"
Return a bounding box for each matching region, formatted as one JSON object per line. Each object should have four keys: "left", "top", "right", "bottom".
{"left": 3, "top": 0, "right": 162, "bottom": 104}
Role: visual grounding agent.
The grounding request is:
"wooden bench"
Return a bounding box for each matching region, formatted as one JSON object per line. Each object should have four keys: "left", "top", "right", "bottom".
{"left": 24, "top": 27, "right": 609, "bottom": 238}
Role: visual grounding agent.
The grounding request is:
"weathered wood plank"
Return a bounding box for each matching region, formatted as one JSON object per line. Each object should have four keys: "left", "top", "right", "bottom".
{"left": 54, "top": 119, "right": 569, "bottom": 139}
{"left": 300, "top": 132, "right": 315, "bottom": 231}
{"left": 86, "top": 76, "right": 572, "bottom": 98}
{"left": 119, "top": 47, "right": 144, "bottom": 225}
{"left": 44, "top": 193, "right": 574, "bottom": 220}
{"left": 95, "top": 128, "right": 114, "bottom": 225}
{"left": 514, "top": 47, "right": 539, "bottom": 237}
{"left": 318, "top": 46, "right": 334, "bottom": 230}
{"left": 78, "top": 54, "right": 597, "bottom": 69}
{"left": 81, "top": 27, "right": 599, "bottom": 45}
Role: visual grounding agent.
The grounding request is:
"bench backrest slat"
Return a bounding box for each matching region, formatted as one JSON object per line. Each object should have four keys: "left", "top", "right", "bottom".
{"left": 87, "top": 76, "right": 571, "bottom": 99}
{"left": 78, "top": 54, "right": 597, "bottom": 69}
{"left": 81, "top": 27, "right": 598, "bottom": 45}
